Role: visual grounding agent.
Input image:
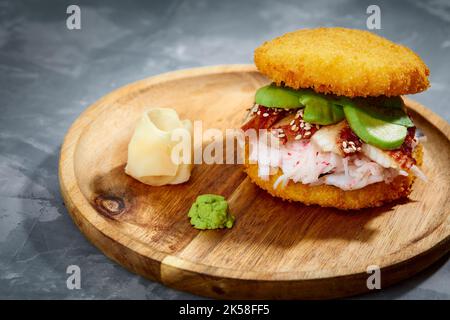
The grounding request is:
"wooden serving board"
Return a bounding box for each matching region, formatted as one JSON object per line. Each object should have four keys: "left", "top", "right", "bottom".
{"left": 59, "top": 65, "right": 449, "bottom": 299}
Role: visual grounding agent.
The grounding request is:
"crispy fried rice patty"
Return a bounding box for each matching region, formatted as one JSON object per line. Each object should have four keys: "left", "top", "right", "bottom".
{"left": 244, "top": 144, "right": 423, "bottom": 210}
{"left": 254, "top": 28, "right": 430, "bottom": 97}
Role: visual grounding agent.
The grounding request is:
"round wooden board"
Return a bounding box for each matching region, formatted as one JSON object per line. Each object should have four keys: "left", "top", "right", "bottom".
{"left": 59, "top": 65, "right": 450, "bottom": 299}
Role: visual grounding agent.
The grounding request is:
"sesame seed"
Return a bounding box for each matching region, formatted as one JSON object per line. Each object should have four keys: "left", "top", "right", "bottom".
{"left": 356, "top": 147, "right": 362, "bottom": 151}
{"left": 295, "top": 134, "right": 302, "bottom": 140}
{"left": 291, "top": 125, "right": 297, "bottom": 131}
{"left": 344, "top": 146, "right": 357, "bottom": 153}
{"left": 342, "top": 141, "right": 347, "bottom": 148}
{"left": 278, "top": 133, "right": 285, "bottom": 138}
{"left": 316, "top": 124, "right": 320, "bottom": 129}
{"left": 304, "top": 131, "right": 311, "bottom": 136}
{"left": 284, "top": 108, "right": 289, "bottom": 111}
{"left": 349, "top": 141, "right": 355, "bottom": 146}
{"left": 290, "top": 120, "right": 295, "bottom": 125}
{"left": 257, "top": 111, "right": 261, "bottom": 115}
{"left": 300, "top": 122, "right": 305, "bottom": 128}
{"left": 351, "top": 145, "right": 357, "bottom": 150}
{"left": 263, "top": 113, "right": 269, "bottom": 117}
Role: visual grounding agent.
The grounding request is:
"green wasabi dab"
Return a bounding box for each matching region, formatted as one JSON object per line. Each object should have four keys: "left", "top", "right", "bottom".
{"left": 188, "top": 194, "right": 235, "bottom": 230}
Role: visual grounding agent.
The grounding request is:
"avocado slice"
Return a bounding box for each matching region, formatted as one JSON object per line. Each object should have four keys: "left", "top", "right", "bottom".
{"left": 255, "top": 84, "right": 303, "bottom": 108}
{"left": 301, "top": 93, "right": 345, "bottom": 125}
{"left": 353, "top": 103, "right": 413, "bottom": 127}
{"left": 348, "top": 96, "right": 413, "bottom": 127}
{"left": 343, "top": 103, "right": 407, "bottom": 150}
{"left": 369, "top": 96, "right": 404, "bottom": 109}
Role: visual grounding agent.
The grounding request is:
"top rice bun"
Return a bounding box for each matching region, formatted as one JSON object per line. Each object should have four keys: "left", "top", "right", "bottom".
{"left": 254, "top": 27, "right": 430, "bottom": 97}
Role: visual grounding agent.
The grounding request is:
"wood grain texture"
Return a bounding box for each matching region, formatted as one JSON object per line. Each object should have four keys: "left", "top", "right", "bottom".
{"left": 59, "top": 65, "right": 450, "bottom": 299}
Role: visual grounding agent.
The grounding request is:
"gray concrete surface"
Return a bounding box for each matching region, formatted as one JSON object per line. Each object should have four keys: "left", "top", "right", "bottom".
{"left": 0, "top": 0, "right": 448, "bottom": 299}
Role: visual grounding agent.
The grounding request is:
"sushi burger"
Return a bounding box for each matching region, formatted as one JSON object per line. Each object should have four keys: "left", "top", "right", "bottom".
{"left": 242, "top": 27, "right": 429, "bottom": 209}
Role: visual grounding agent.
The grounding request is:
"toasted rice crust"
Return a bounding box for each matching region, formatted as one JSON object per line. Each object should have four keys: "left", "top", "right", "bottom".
{"left": 254, "top": 28, "right": 430, "bottom": 97}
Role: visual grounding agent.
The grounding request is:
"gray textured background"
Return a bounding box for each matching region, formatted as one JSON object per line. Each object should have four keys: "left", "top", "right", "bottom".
{"left": 0, "top": 0, "right": 449, "bottom": 299}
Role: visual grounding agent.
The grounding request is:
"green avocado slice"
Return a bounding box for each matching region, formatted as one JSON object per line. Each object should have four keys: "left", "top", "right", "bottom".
{"left": 354, "top": 104, "right": 413, "bottom": 127}
{"left": 371, "top": 96, "right": 404, "bottom": 109}
{"left": 349, "top": 97, "right": 413, "bottom": 127}
{"left": 255, "top": 84, "right": 303, "bottom": 108}
{"left": 300, "top": 93, "right": 345, "bottom": 125}
{"left": 343, "top": 103, "right": 407, "bottom": 150}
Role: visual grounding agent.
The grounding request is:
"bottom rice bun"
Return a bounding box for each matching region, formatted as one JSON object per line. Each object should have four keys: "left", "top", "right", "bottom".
{"left": 245, "top": 144, "right": 423, "bottom": 210}
{"left": 242, "top": 28, "right": 429, "bottom": 210}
